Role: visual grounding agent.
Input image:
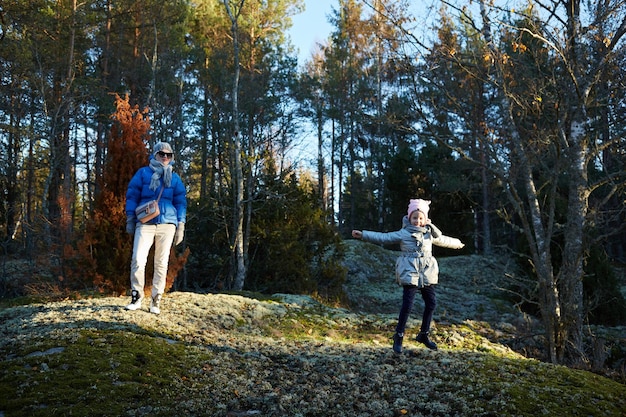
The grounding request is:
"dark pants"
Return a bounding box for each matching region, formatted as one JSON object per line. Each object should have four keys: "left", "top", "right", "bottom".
{"left": 395, "top": 285, "right": 437, "bottom": 335}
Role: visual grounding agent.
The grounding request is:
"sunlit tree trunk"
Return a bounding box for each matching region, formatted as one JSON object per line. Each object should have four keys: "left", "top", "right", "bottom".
{"left": 223, "top": 0, "right": 246, "bottom": 291}
{"left": 5, "top": 91, "right": 21, "bottom": 243}
{"left": 43, "top": 0, "right": 77, "bottom": 250}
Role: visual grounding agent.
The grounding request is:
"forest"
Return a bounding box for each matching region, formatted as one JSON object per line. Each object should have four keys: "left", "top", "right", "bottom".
{"left": 1, "top": 0, "right": 625, "bottom": 368}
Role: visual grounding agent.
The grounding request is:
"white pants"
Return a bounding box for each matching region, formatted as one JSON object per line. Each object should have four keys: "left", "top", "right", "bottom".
{"left": 130, "top": 223, "right": 176, "bottom": 299}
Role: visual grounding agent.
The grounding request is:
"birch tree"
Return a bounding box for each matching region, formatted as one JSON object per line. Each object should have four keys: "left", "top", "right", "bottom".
{"left": 418, "top": 0, "right": 626, "bottom": 364}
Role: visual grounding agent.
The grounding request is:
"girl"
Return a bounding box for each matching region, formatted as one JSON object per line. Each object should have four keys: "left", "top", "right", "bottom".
{"left": 352, "top": 199, "right": 464, "bottom": 353}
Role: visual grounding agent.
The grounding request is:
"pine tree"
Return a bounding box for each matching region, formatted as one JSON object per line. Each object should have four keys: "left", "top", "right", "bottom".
{"left": 76, "top": 95, "right": 150, "bottom": 293}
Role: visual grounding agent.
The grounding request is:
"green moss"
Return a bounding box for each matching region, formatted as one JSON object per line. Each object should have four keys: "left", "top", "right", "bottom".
{"left": 0, "top": 330, "right": 211, "bottom": 417}
{"left": 467, "top": 355, "right": 626, "bottom": 416}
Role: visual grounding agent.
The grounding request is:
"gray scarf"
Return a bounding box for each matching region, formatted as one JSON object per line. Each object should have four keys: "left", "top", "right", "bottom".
{"left": 149, "top": 158, "right": 173, "bottom": 191}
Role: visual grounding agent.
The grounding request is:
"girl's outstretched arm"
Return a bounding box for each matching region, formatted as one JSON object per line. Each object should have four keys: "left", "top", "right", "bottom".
{"left": 433, "top": 234, "right": 464, "bottom": 249}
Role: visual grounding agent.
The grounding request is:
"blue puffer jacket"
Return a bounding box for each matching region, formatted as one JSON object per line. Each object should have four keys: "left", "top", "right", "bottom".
{"left": 125, "top": 166, "right": 187, "bottom": 225}
{"left": 361, "top": 216, "right": 463, "bottom": 287}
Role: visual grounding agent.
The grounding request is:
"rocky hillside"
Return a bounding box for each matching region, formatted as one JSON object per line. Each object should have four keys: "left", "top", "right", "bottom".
{"left": 0, "top": 241, "right": 625, "bottom": 416}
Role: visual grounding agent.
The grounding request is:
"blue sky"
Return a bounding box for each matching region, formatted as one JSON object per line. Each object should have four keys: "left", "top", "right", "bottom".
{"left": 288, "top": 0, "right": 335, "bottom": 63}
{"left": 288, "top": 0, "right": 435, "bottom": 64}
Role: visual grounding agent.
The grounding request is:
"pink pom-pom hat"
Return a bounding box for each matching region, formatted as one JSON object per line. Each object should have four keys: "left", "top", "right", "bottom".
{"left": 407, "top": 199, "right": 431, "bottom": 218}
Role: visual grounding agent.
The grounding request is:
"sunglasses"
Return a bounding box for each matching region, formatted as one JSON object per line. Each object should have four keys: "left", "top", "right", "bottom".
{"left": 157, "top": 151, "right": 173, "bottom": 159}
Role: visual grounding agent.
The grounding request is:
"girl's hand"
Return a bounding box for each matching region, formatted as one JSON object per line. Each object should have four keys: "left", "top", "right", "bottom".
{"left": 352, "top": 230, "right": 363, "bottom": 239}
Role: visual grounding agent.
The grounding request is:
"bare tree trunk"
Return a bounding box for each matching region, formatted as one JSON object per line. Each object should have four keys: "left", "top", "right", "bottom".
{"left": 480, "top": 161, "right": 491, "bottom": 255}
{"left": 200, "top": 87, "right": 209, "bottom": 201}
{"left": 244, "top": 124, "right": 254, "bottom": 277}
{"left": 6, "top": 93, "right": 21, "bottom": 242}
{"left": 26, "top": 98, "right": 36, "bottom": 255}
{"left": 44, "top": 0, "right": 77, "bottom": 248}
{"left": 517, "top": 145, "right": 561, "bottom": 364}
{"left": 473, "top": 82, "right": 492, "bottom": 255}
{"left": 557, "top": 118, "right": 588, "bottom": 364}
{"left": 479, "top": 0, "right": 562, "bottom": 362}
{"left": 317, "top": 105, "right": 325, "bottom": 211}
{"left": 330, "top": 114, "right": 336, "bottom": 226}
{"left": 374, "top": 0, "right": 385, "bottom": 230}
{"left": 223, "top": 0, "right": 246, "bottom": 291}
{"left": 94, "top": 0, "right": 113, "bottom": 200}
{"left": 82, "top": 110, "right": 92, "bottom": 214}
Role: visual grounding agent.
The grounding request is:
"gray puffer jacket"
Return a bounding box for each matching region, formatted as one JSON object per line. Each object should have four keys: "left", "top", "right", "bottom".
{"left": 361, "top": 216, "right": 464, "bottom": 287}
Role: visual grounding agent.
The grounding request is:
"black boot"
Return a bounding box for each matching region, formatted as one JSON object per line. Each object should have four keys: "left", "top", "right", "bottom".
{"left": 416, "top": 331, "right": 437, "bottom": 350}
{"left": 392, "top": 332, "right": 404, "bottom": 354}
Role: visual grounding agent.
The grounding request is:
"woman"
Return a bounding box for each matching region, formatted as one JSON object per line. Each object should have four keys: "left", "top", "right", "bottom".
{"left": 124, "top": 142, "right": 187, "bottom": 314}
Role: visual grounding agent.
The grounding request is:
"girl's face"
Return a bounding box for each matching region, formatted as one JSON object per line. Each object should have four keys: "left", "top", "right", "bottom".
{"left": 409, "top": 210, "right": 427, "bottom": 227}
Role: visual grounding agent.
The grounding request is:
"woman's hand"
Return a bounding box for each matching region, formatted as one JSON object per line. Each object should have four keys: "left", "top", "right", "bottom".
{"left": 352, "top": 230, "right": 362, "bottom": 239}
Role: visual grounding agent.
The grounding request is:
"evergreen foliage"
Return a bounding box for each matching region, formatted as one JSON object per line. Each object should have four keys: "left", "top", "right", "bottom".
{"left": 186, "top": 153, "right": 346, "bottom": 300}
{"left": 385, "top": 145, "right": 425, "bottom": 225}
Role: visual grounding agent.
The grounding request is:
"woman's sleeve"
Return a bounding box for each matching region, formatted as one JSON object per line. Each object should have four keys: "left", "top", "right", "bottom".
{"left": 172, "top": 175, "right": 187, "bottom": 223}
{"left": 125, "top": 170, "right": 143, "bottom": 216}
